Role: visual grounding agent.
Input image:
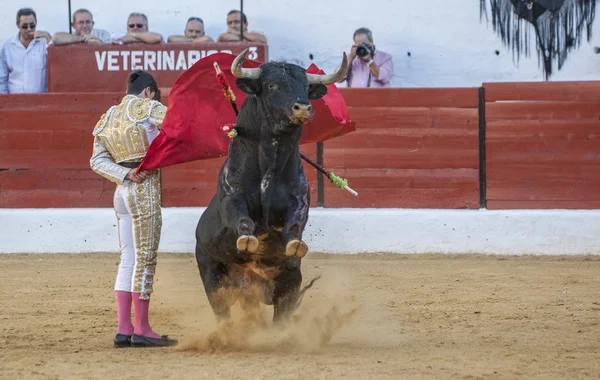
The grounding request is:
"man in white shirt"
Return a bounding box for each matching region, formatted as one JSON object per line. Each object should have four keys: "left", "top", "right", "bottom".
{"left": 0, "top": 8, "right": 52, "bottom": 94}
{"left": 52, "top": 9, "right": 111, "bottom": 45}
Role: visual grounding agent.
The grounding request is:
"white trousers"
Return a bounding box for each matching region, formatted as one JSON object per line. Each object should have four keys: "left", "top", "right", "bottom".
{"left": 113, "top": 170, "right": 162, "bottom": 299}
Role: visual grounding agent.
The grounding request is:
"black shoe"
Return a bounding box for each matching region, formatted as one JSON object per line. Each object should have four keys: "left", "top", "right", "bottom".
{"left": 131, "top": 334, "right": 178, "bottom": 348}
{"left": 114, "top": 333, "right": 132, "bottom": 348}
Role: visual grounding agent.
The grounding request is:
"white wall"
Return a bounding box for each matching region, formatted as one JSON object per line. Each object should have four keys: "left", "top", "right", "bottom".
{"left": 2, "top": 208, "right": 600, "bottom": 255}
{"left": 1, "top": 0, "right": 599, "bottom": 87}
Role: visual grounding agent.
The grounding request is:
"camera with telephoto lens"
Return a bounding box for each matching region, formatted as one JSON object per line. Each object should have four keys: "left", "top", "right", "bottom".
{"left": 356, "top": 43, "right": 373, "bottom": 58}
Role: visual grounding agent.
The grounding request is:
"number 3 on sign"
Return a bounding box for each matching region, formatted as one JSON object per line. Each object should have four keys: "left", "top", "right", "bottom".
{"left": 248, "top": 47, "right": 258, "bottom": 60}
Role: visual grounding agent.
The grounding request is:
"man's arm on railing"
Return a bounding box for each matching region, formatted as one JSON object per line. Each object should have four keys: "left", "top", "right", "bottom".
{"left": 52, "top": 32, "right": 103, "bottom": 45}
{"left": 217, "top": 31, "right": 267, "bottom": 43}
{"left": 120, "top": 32, "right": 163, "bottom": 44}
{"left": 167, "top": 35, "right": 214, "bottom": 43}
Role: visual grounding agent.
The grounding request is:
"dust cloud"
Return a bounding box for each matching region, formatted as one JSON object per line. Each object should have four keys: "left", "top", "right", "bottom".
{"left": 171, "top": 268, "right": 360, "bottom": 354}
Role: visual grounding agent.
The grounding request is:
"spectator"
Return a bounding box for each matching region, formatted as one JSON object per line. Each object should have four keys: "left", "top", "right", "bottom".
{"left": 112, "top": 13, "right": 163, "bottom": 44}
{"left": 217, "top": 10, "right": 267, "bottom": 43}
{"left": 340, "top": 27, "right": 393, "bottom": 88}
{"left": 167, "top": 17, "right": 213, "bottom": 43}
{"left": 0, "top": 8, "right": 52, "bottom": 94}
{"left": 52, "top": 9, "right": 111, "bottom": 45}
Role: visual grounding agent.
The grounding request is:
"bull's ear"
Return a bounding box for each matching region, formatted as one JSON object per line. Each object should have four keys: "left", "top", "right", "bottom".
{"left": 236, "top": 78, "right": 260, "bottom": 95}
{"left": 308, "top": 84, "right": 328, "bottom": 100}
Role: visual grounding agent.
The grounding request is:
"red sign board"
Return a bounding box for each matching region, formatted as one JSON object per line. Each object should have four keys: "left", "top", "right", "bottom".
{"left": 47, "top": 42, "right": 268, "bottom": 93}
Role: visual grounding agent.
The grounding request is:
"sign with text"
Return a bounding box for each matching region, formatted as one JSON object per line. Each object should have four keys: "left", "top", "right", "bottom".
{"left": 47, "top": 42, "right": 268, "bottom": 92}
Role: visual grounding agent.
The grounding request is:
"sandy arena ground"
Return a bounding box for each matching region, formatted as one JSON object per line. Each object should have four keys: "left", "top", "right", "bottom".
{"left": 1, "top": 252, "right": 600, "bottom": 379}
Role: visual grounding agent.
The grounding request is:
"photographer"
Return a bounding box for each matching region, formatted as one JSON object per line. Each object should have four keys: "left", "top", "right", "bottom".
{"left": 340, "top": 27, "right": 393, "bottom": 88}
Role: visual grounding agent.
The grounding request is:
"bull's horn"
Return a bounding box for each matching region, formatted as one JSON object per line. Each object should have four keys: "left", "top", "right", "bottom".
{"left": 231, "top": 48, "right": 262, "bottom": 79}
{"left": 306, "top": 52, "right": 348, "bottom": 85}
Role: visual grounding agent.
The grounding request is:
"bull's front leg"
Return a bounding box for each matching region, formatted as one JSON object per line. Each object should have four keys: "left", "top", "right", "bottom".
{"left": 282, "top": 187, "right": 310, "bottom": 259}
{"left": 220, "top": 194, "right": 259, "bottom": 253}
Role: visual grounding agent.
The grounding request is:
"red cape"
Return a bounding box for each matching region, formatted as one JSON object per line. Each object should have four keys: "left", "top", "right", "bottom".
{"left": 138, "top": 52, "right": 355, "bottom": 172}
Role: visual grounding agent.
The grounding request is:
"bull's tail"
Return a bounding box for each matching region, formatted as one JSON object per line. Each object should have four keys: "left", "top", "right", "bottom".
{"left": 293, "top": 275, "right": 321, "bottom": 311}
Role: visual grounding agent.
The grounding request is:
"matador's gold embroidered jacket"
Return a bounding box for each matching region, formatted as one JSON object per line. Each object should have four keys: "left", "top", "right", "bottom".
{"left": 90, "top": 95, "right": 166, "bottom": 185}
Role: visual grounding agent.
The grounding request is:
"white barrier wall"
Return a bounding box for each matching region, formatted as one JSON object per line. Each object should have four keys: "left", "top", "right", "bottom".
{"left": 1, "top": 0, "right": 600, "bottom": 87}
{"left": 2, "top": 208, "right": 600, "bottom": 255}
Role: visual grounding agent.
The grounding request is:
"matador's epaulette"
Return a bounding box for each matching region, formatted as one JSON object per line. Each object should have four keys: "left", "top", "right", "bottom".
{"left": 92, "top": 106, "right": 115, "bottom": 136}
{"left": 126, "top": 97, "right": 165, "bottom": 123}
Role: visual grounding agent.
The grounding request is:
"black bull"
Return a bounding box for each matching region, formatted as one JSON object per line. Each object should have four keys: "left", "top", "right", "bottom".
{"left": 195, "top": 49, "right": 348, "bottom": 322}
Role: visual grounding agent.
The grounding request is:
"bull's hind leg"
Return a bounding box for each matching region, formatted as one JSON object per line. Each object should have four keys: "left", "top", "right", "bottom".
{"left": 272, "top": 260, "right": 302, "bottom": 323}
{"left": 196, "top": 256, "right": 232, "bottom": 321}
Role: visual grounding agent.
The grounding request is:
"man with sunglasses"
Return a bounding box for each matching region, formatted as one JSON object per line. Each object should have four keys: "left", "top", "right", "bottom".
{"left": 52, "top": 9, "right": 111, "bottom": 45}
{"left": 90, "top": 69, "right": 177, "bottom": 348}
{"left": 112, "top": 13, "right": 163, "bottom": 45}
{"left": 0, "top": 8, "right": 52, "bottom": 94}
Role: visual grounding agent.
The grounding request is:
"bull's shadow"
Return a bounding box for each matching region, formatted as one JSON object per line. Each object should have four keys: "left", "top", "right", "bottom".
{"left": 194, "top": 49, "right": 348, "bottom": 325}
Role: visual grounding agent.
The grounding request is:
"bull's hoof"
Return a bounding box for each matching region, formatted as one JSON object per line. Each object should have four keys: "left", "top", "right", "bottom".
{"left": 237, "top": 235, "right": 259, "bottom": 253}
{"left": 285, "top": 240, "right": 309, "bottom": 258}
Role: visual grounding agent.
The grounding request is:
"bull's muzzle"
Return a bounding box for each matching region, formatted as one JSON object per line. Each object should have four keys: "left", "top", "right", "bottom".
{"left": 290, "top": 103, "right": 313, "bottom": 124}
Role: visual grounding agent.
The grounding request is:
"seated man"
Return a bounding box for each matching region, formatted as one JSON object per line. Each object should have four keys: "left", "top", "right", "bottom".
{"left": 216, "top": 10, "right": 267, "bottom": 43}
{"left": 167, "top": 17, "right": 213, "bottom": 43}
{"left": 339, "top": 27, "right": 393, "bottom": 88}
{"left": 0, "top": 7, "right": 52, "bottom": 94}
{"left": 52, "top": 9, "right": 111, "bottom": 45}
{"left": 112, "top": 13, "right": 163, "bottom": 44}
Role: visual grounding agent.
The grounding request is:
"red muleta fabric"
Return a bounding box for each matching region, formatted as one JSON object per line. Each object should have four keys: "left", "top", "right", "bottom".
{"left": 137, "top": 52, "right": 355, "bottom": 172}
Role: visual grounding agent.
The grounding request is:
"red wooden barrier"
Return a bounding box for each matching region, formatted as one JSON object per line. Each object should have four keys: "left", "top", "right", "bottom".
{"left": 324, "top": 88, "right": 480, "bottom": 208}
{"left": 483, "top": 81, "right": 600, "bottom": 102}
{"left": 483, "top": 81, "right": 600, "bottom": 209}
{"left": 47, "top": 42, "right": 268, "bottom": 93}
{"left": 4, "top": 82, "right": 599, "bottom": 210}
{"left": 160, "top": 144, "right": 319, "bottom": 207}
{"left": 0, "top": 93, "right": 123, "bottom": 207}
{"left": 0, "top": 91, "right": 319, "bottom": 208}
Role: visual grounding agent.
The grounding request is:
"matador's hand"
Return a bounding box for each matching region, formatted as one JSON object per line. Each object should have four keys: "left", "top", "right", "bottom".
{"left": 126, "top": 169, "right": 148, "bottom": 183}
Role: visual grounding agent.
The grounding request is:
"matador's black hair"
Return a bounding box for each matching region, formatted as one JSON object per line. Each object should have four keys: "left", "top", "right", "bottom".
{"left": 126, "top": 70, "right": 158, "bottom": 97}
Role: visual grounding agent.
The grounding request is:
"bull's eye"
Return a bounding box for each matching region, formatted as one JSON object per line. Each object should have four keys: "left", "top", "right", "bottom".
{"left": 268, "top": 83, "right": 277, "bottom": 90}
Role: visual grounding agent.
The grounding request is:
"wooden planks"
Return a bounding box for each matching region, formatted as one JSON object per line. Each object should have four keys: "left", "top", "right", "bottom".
{"left": 339, "top": 87, "right": 479, "bottom": 108}
{"left": 5, "top": 83, "right": 599, "bottom": 210}
{"left": 323, "top": 168, "right": 479, "bottom": 208}
{"left": 0, "top": 92, "right": 122, "bottom": 111}
{"left": 324, "top": 88, "right": 481, "bottom": 208}
{"left": 0, "top": 92, "right": 170, "bottom": 208}
{"left": 486, "top": 101, "right": 600, "bottom": 121}
{"left": 160, "top": 158, "right": 225, "bottom": 207}
{"left": 0, "top": 94, "right": 119, "bottom": 207}
{"left": 0, "top": 168, "right": 114, "bottom": 207}
{"left": 160, "top": 143, "right": 320, "bottom": 207}
{"left": 484, "top": 81, "right": 600, "bottom": 209}
{"left": 483, "top": 81, "right": 600, "bottom": 102}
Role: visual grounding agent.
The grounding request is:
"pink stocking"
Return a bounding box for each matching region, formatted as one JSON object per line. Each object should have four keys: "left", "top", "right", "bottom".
{"left": 132, "top": 293, "right": 161, "bottom": 339}
{"left": 116, "top": 291, "right": 134, "bottom": 335}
